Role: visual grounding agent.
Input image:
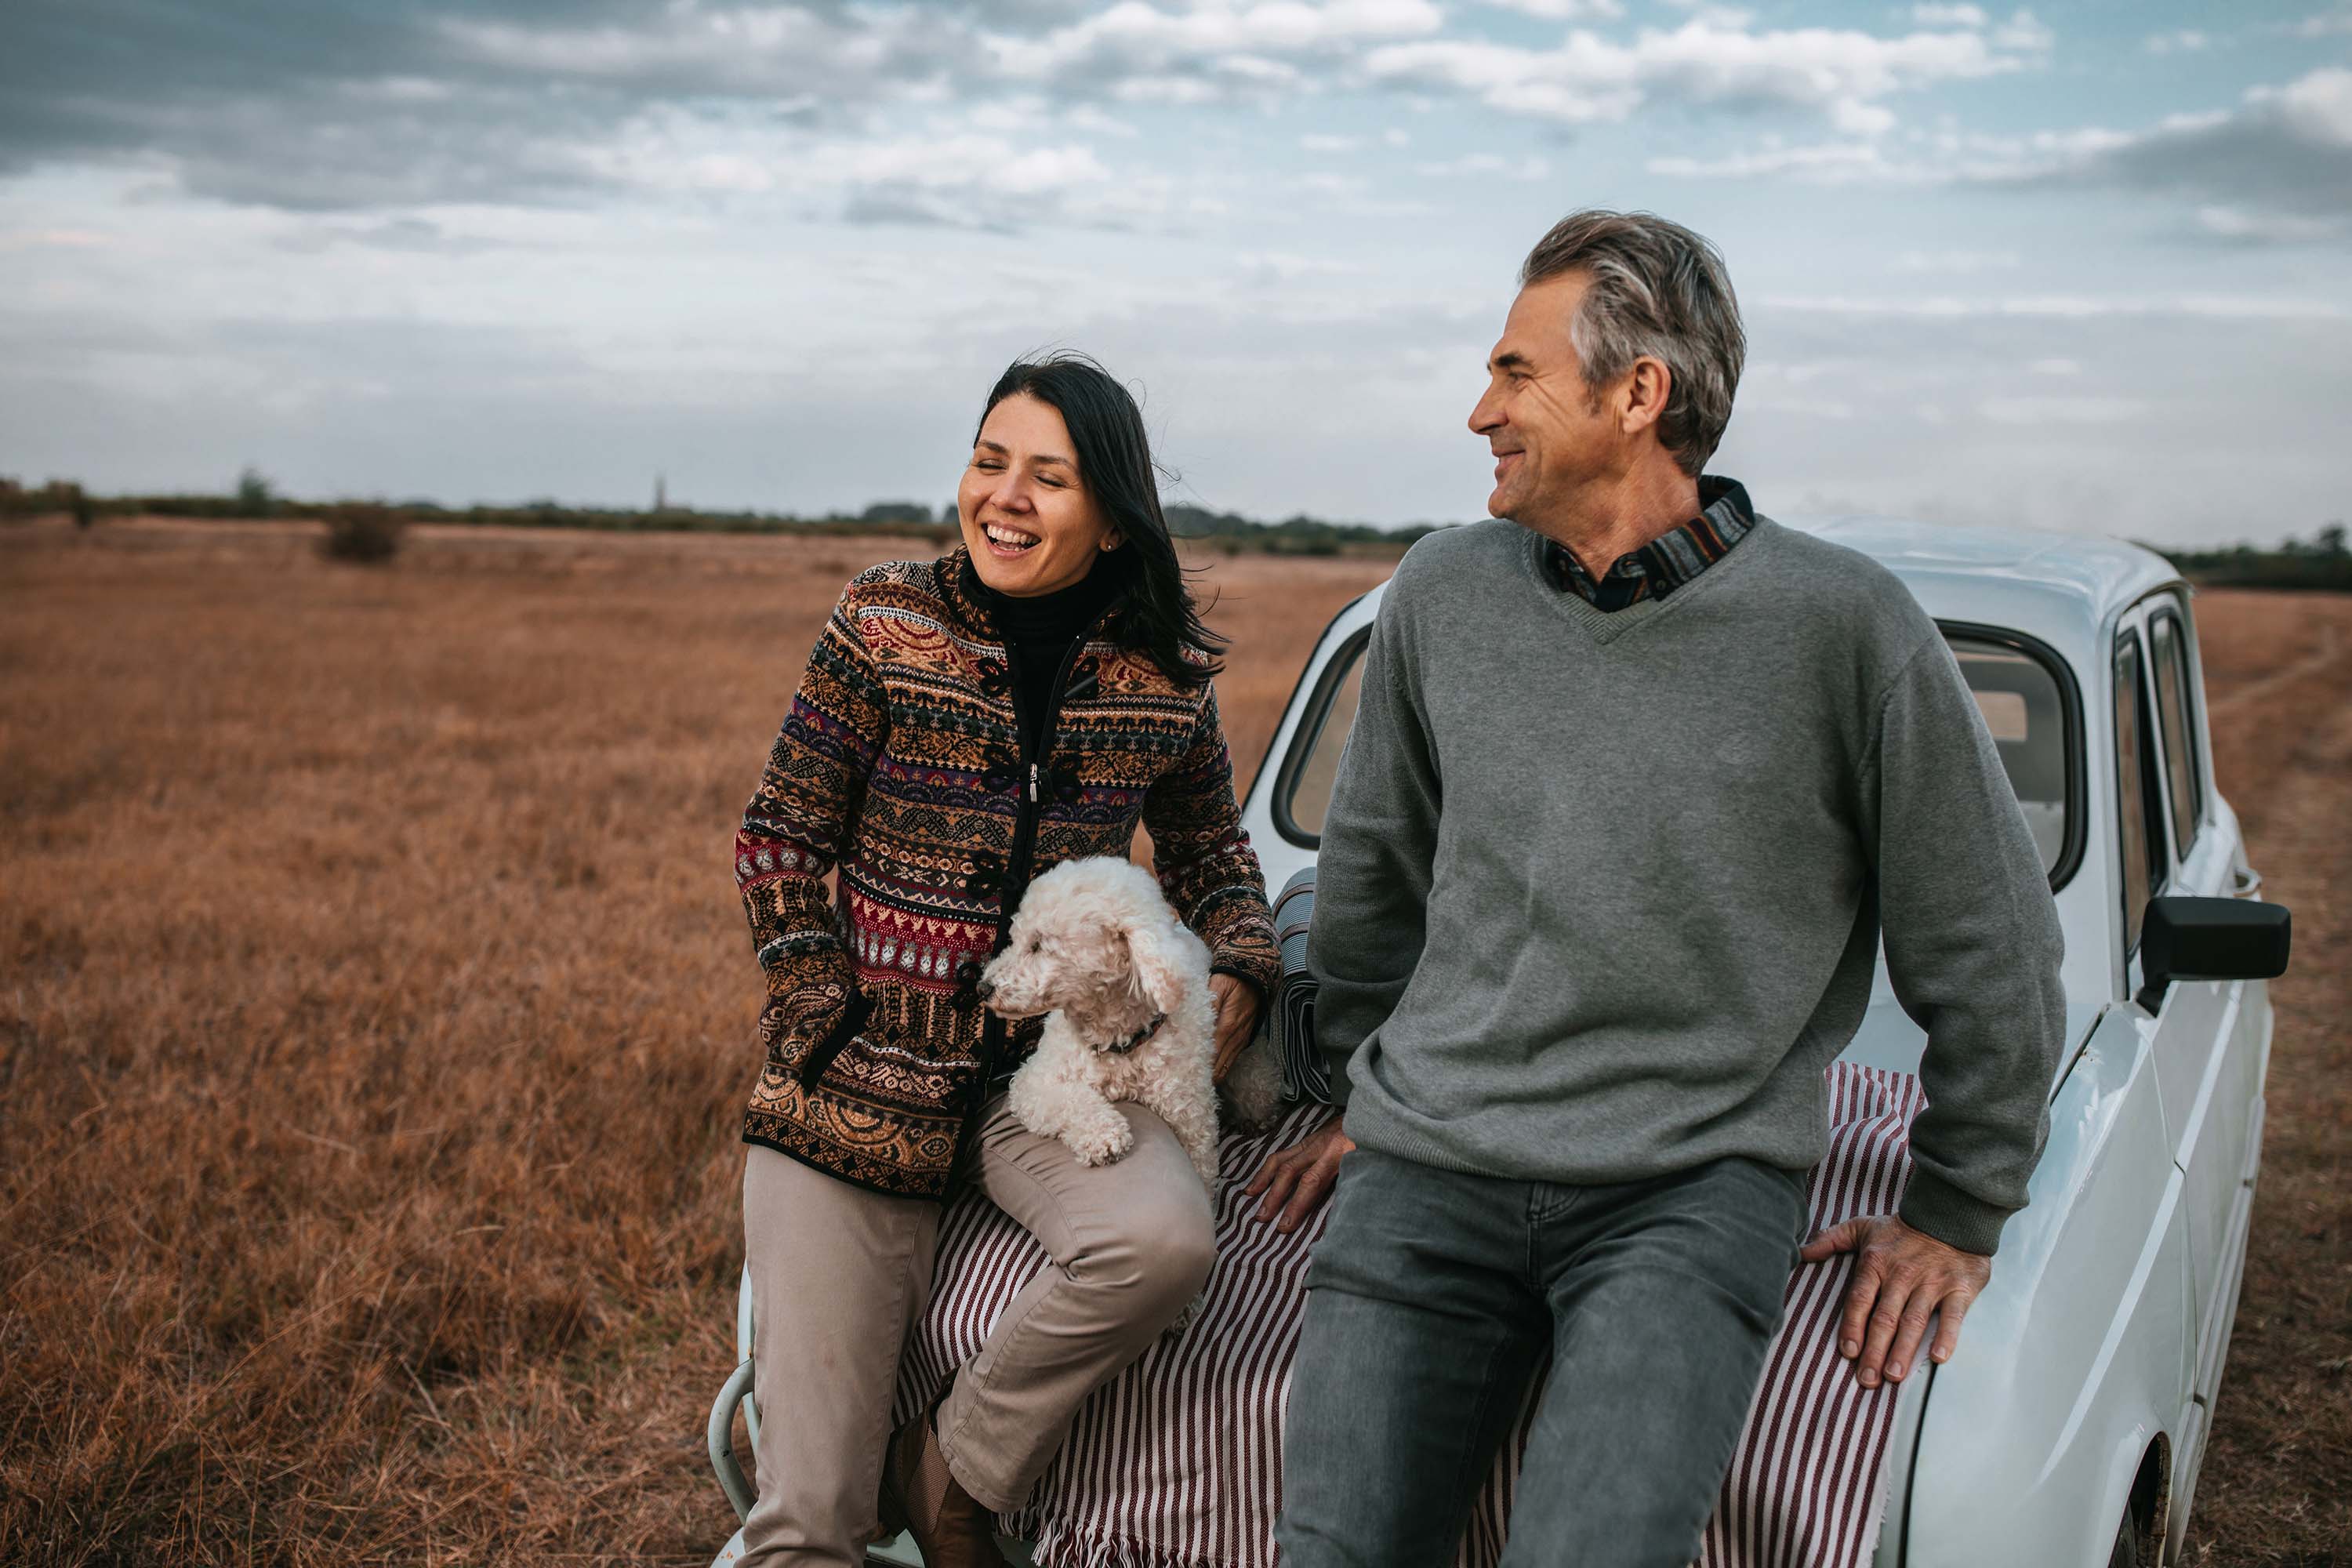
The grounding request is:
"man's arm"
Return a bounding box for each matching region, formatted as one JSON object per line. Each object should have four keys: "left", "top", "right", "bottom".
{"left": 1306, "top": 589, "right": 1443, "bottom": 1105}
{"left": 1249, "top": 585, "right": 1442, "bottom": 1228}
{"left": 1806, "top": 628, "right": 2068, "bottom": 1385}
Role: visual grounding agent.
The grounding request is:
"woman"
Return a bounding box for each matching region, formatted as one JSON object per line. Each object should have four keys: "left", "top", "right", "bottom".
{"left": 733, "top": 354, "right": 1279, "bottom": 1567}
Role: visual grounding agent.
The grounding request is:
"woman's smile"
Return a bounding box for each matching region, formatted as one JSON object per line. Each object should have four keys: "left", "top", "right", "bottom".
{"left": 982, "top": 519, "right": 1043, "bottom": 556}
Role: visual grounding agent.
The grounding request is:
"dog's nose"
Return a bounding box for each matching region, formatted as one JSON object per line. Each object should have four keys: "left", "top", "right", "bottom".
{"left": 974, "top": 977, "right": 995, "bottom": 1001}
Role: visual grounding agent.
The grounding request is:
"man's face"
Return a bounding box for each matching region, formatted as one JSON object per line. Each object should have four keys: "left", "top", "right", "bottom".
{"left": 1468, "top": 271, "right": 1618, "bottom": 528}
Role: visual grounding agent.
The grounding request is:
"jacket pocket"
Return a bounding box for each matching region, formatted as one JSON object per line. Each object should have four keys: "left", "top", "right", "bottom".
{"left": 798, "top": 978, "right": 989, "bottom": 1116}
{"left": 794, "top": 985, "right": 877, "bottom": 1087}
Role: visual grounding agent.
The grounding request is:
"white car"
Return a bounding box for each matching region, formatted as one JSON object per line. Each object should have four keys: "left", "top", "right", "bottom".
{"left": 1243, "top": 517, "right": 2290, "bottom": 1568}
{"left": 709, "top": 518, "right": 2288, "bottom": 1568}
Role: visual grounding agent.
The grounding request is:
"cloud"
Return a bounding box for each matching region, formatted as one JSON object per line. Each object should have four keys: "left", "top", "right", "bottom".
{"left": 987, "top": 0, "right": 1445, "bottom": 100}
{"left": 2143, "top": 29, "right": 2210, "bottom": 54}
{"left": 1990, "top": 9, "right": 2053, "bottom": 51}
{"left": 1762, "top": 292, "right": 2350, "bottom": 321}
{"left": 0, "top": 0, "right": 987, "bottom": 210}
{"left": 271, "top": 216, "right": 519, "bottom": 256}
{"left": 2192, "top": 204, "right": 2347, "bottom": 244}
{"left": 1652, "top": 60, "right": 2352, "bottom": 237}
{"left": 2, "top": 0, "right": 1318, "bottom": 214}
{"left": 1979, "top": 394, "right": 2145, "bottom": 424}
{"left": 1410, "top": 153, "right": 1551, "bottom": 179}
{"left": 1364, "top": 13, "right": 2045, "bottom": 135}
{"left": 1479, "top": 0, "right": 1626, "bottom": 19}
{"left": 1235, "top": 250, "right": 1366, "bottom": 280}
{"left": 1895, "top": 247, "right": 2021, "bottom": 273}
{"left": 0, "top": 0, "right": 2068, "bottom": 220}
{"left": 2029, "top": 67, "right": 2352, "bottom": 242}
{"left": 1647, "top": 140, "right": 1900, "bottom": 180}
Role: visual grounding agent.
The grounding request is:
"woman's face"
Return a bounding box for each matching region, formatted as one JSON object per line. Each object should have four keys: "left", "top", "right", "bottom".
{"left": 959, "top": 393, "right": 1122, "bottom": 597}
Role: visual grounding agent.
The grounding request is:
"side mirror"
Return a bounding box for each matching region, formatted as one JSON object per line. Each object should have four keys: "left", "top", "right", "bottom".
{"left": 2136, "top": 895, "right": 2292, "bottom": 1012}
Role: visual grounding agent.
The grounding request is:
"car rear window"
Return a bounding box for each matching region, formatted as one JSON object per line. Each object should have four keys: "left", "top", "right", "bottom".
{"left": 1949, "top": 635, "right": 2074, "bottom": 880}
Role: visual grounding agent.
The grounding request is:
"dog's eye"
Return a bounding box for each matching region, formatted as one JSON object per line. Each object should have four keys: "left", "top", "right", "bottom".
{"left": 1028, "top": 939, "right": 1042, "bottom": 953}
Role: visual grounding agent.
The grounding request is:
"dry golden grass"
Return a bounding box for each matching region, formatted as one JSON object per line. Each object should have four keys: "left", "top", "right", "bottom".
{"left": 1, "top": 517, "right": 2343, "bottom": 1565}
{"left": 0, "top": 516, "right": 1386, "bottom": 1566}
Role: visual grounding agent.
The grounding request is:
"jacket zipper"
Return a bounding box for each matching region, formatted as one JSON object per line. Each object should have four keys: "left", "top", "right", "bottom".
{"left": 943, "top": 613, "right": 1107, "bottom": 1200}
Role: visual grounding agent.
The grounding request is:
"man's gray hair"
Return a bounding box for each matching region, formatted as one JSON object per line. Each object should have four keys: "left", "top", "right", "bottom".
{"left": 1520, "top": 210, "right": 1745, "bottom": 477}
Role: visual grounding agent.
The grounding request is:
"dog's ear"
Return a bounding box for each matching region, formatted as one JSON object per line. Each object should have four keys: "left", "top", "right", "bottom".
{"left": 1123, "top": 915, "right": 1192, "bottom": 1016}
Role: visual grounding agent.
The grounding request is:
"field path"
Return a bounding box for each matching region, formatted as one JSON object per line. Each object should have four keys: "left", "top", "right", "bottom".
{"left": 2209, "top": 622, "right": 2343, "bottom": 718}
{"left": 2183, "top": 595, "right": 2352, "bottom": 1566}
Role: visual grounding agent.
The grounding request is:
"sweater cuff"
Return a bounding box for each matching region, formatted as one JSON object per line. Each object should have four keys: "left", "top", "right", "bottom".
{"left": 1897, "top": 1166, "right": 2013, "bottom": 1258}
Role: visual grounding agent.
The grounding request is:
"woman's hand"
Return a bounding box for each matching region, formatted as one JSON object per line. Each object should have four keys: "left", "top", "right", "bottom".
{"left": 1206, "top": 972, "right": 1261, "bottom": 1084}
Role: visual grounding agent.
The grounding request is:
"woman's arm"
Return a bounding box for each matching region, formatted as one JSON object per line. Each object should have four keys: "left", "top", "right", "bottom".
{"left": 1141, "top": 681, "right": 1279, "bottom": 1004}
{"left": 735, "top": 582, "right": 890, "bottom": 1073}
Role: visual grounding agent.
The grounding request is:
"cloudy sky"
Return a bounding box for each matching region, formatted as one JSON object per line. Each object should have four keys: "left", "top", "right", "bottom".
{"left": 4, "top": 1, "right": 2348, "bottom": 545}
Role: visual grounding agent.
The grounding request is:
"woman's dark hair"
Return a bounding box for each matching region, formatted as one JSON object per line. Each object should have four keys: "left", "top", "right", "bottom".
{"left": 975, "top": 354, "right": 1225, "bottom": 688}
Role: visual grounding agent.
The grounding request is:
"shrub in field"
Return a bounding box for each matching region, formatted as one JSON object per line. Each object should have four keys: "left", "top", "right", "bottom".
{"left": 235, "top": 465, "right": 278, "bottom": 517}
{"left": 320, "top": 503, "right": 406, "bottom": 564}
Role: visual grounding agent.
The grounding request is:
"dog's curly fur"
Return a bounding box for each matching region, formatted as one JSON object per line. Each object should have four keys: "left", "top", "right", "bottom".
{"left": 981, "top": 857, "right": 1282, "bottom": 1197}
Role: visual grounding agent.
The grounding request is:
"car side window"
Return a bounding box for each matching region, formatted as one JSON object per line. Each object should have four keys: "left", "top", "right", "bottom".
{"left": 1273, "top": 626, "right": 1370, "bottom": 845}
{"left": 2148, "top": 608, "right": 2205, "bottom": 861}
{"left": 2114, "top": 631, "right": 2167, "bottom": 954}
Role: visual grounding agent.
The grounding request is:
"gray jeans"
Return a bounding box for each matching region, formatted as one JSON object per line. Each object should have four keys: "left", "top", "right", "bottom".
{"left": 1276, "top": 1145, "right": 1808, "bottom": 1568}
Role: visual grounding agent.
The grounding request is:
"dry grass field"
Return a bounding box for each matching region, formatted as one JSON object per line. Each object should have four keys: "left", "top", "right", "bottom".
{"left": 2, "top": 516, "right": 2346, "bottom": 1566}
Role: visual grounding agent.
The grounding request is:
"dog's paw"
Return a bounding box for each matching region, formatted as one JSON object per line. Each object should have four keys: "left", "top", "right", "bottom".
{"left": 1066, "top": 1122, "right": 1135, "bottom": 1166}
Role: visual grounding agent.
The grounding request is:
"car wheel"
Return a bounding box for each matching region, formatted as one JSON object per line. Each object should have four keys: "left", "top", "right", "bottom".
{"left": 2107, "top": 1509, "right": 2141, "bottom": 1568}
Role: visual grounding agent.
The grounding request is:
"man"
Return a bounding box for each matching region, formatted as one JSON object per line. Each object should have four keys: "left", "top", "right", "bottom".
{"left": 1254, "top": 210, "right": 2067, "bottom": 1566}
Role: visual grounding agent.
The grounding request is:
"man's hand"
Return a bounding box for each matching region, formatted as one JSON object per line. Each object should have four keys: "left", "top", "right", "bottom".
{"left": 1243, "top": 1113, "right": 1353, "bottom": 1232}
{"left": 1207, "top": 973, "right": 1261, "bottom": 1084}
{"left": 1801, "top": 1214, "right": 1991, "bottom": 1388}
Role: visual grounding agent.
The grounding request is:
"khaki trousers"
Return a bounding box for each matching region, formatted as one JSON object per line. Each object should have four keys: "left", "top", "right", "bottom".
{"left": 739, "top": 1094, "right": 1217, "bottom": 1567}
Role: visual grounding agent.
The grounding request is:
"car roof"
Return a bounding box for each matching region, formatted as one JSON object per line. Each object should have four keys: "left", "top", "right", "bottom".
{"left": 1774, "top": 514, "right": 2187, "bottom": 665}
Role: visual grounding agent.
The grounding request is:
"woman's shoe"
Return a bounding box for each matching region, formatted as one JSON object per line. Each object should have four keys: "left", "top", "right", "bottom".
{"left": 880, "top": 1381, "right": 1011, "bottom": 1568}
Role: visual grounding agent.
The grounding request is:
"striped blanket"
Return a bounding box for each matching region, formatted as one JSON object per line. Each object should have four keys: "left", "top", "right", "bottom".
{"left": 894, "top": 1063, "right": 1928, "bottom": 1568}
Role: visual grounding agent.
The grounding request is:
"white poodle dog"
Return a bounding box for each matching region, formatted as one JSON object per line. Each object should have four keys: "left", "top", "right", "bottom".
{"left": 978, "top": 856, "right": 1282, "bottom": 1196}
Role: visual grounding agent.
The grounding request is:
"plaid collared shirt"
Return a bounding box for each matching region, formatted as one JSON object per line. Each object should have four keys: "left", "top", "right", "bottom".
{"left": 1544, "top": 476, "right": 1755, "bottom": 611}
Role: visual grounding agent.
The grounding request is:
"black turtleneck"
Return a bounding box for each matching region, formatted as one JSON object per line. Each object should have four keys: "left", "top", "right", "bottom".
{"left": 967, "top": 551, "right": 1124, "bottom": 762}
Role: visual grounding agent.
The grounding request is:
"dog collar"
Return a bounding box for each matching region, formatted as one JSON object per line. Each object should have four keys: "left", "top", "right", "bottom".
{"left": 1098, "top": 1012, "right": 1168, "bottom": 1055}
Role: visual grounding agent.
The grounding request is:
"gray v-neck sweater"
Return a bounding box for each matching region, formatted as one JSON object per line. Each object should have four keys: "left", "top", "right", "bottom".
{"left": 1306, "top": 516, "right": 2067, "bottom": 1255}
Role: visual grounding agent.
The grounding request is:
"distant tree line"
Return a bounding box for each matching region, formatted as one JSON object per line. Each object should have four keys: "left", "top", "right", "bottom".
{"left": 0, "top": 470, "right": 1450, "bottom": 557}
{"left": 2136, "top": 524, "right": 2352, "bottom": 593}
{"left": 13, "top": 470, "right": 2343, "bottom": 586}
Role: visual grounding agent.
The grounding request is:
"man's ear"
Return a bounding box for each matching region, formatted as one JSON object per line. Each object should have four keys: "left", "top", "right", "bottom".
{"left": 1123, "top": 916, "right": 1189, "bottom": 1015}
{"left": 1619, "top": 356, "right": 1672, "bottom": 439}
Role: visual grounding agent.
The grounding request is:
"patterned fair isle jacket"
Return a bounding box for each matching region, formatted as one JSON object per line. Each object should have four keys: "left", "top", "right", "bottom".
{"left": 736, "top": 546, "right": 1281, "bottom": 1200}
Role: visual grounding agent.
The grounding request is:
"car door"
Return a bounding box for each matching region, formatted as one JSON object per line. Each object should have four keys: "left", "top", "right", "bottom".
{"left": 2116, "top": 598, "right": 2243, "bottom": 1389}
{"left": 2140, "top": 594, "right": 2266, "bottom": 1407}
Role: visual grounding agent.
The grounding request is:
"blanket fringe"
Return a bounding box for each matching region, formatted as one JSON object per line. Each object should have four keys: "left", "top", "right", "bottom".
{"left": 1026, "top": 1516, "right": 1257, "bottom": 1568}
